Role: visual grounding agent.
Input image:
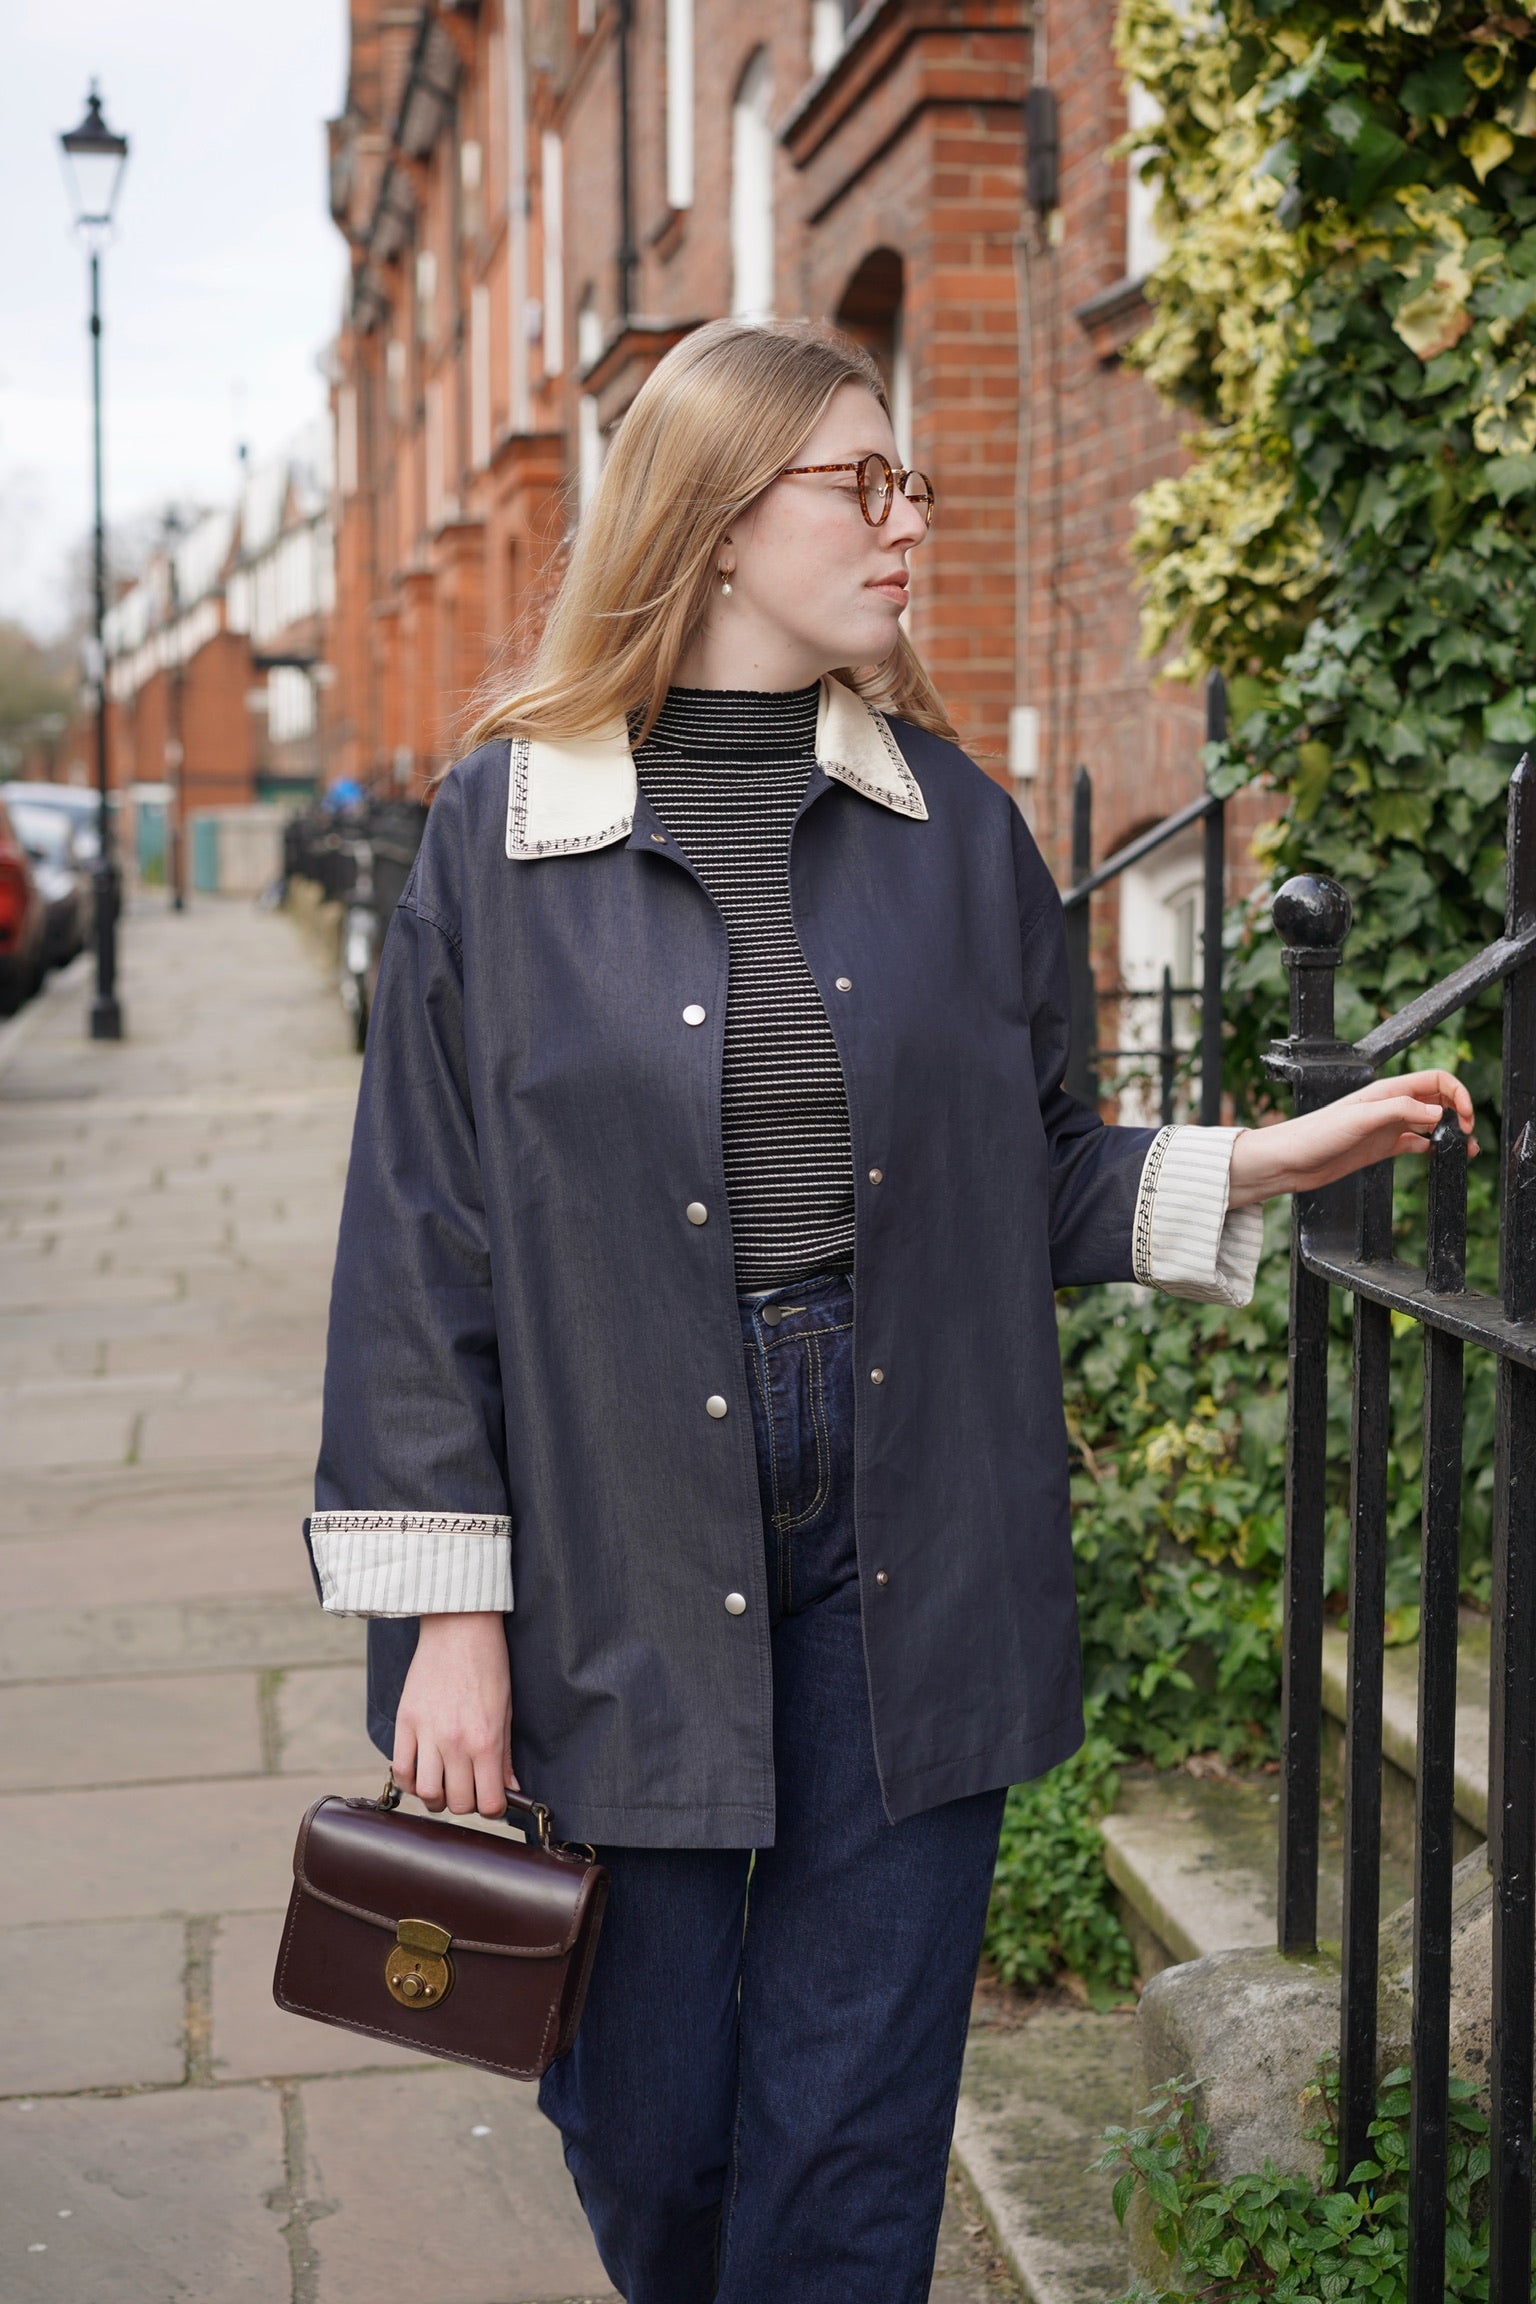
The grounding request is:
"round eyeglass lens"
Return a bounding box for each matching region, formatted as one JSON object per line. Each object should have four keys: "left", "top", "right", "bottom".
{"left": 901, "top": 471, "right": 936, "bottom": 525}
{"left": 856, "top": 453, "right": 895, "bottom": 524}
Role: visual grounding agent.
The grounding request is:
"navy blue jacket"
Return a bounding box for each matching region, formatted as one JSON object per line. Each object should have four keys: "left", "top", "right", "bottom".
{"left": 311, "top": 679, "right": 1168, "bottom": 1846}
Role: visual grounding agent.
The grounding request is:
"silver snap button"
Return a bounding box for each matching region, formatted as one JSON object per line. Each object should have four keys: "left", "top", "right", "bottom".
{"left": 835, "top": 976, "right": 853, "bottom": 992}
{"left": 706, "top": 1394, "right": 729, "bottom": 1418}
{"left": 868, "top": 1167, "right": 883, "bottom": 1184}
{"left": 686, "top": 1201, "right": 708, "bottom": 1225}
{"left": 683, "top": 1003, "right": 707, "bottom": 1027}
{"left": 650, "top": 831, "right": 668, "bottom": 844}
{"left": 875, "top": 1570, "right": 889, "bottom": 1587}
{"left": 870, "top": 1368, "right": 885, "bottom": 1385}
{"left": 762, "top": 1306, "right": 783, "bottom": 1325}
{"left": 724, "top": 1591, "right": 747, "bottom": 1616}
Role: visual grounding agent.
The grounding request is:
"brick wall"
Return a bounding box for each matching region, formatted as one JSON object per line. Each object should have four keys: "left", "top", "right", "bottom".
{"left": 327, "top": 0, "right": 1269, "bottom": 955}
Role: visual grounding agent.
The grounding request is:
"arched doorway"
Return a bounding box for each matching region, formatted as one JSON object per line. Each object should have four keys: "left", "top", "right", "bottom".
{"left": 834, "top": 248, "right": 909, "bottom": 461}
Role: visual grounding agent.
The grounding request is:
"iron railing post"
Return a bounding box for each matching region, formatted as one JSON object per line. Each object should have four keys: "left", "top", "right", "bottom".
{"left": 1265, "top": 878, "right": 1370, "bottom": 1957}
{"left": 1200, "top": 674, "right": 1226, "bottom": 1126}
{"left": 1338, "top": 1151, "right": 1394, "bottom": 2184}
{"left": 1489, "top": 752, "right": 1536, "bottom": 2302}
{"left": 1158, "top": 965, "right": 1176, "bottom": 1126}
{"left": 1407, "top": 1113, "right": 1467, "bottom": 2304}
{"left": 1063, "top": 765, "right": 1097, "bottom": 1105}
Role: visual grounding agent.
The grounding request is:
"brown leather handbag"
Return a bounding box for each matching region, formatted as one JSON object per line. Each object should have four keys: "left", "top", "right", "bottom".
{"left": 272, "top": 1781, "right": 608, "bottom": 2080}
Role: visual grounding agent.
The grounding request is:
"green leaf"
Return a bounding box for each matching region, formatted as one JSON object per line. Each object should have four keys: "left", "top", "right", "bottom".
{"left": 1401, "top": 52, "right": 1471, "bottom": 123}
{"left": 1485, "top": 690, "right": 1536, "bottom": 744}
{"left": 1486, "top": 453, "right": 1536, "bottom": 505}
{"left": 1369, "top": 790, "right": 1434, "bottom": 844}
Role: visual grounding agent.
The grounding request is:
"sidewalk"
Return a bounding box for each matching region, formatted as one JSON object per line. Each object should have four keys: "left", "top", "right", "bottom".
{"left": 0, "top": 897, "right": 1021, "bottom": 2304}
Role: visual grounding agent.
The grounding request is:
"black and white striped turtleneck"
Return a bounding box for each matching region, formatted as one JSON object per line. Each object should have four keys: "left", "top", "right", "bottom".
{"left": 635, "top": 684, "right": 856, "bottom": 1291}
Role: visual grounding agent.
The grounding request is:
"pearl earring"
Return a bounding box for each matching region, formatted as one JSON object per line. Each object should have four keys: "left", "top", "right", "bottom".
{"left": 719, "top": 569, "right": 733, "bottom": 596}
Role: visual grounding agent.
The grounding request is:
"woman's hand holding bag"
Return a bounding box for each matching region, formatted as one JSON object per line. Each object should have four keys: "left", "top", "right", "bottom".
{"left": 392, "top": 1609, "right": 517, "bottom": 1818}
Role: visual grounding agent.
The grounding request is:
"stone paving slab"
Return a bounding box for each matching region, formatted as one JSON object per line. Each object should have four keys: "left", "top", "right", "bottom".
{"left": 0, "top": 1594, "right": 362, "bottom": 1683}
{"left": 271, "top": 1664, "right": 377, "bottom": 1774}
{"left": 296, "top": 2064, "right": 618, "bottom": 2304}
{"left": 0, "top": 2084, "right": 292, "bottom": 2302}
{"left": 0, "top": 1770, "right": 378, "bottom": 1924}
{"left": 3, "top": 1407, "right": 137, "bottom": 1470}
{"left": 0, "top": 1917, "right": 188, "bottom": 2093}
{"left": 213, "top": 1911, "right": 433, "bottom": 2083}
{"left": 0, "top": 1671, "right": 265, "bottom": 1791}
{"left": 138, "top": 1401, "right": 324, "bottom": 1464}
{"left": 0, "top": 1514, "right": 309, "bottom": 1609}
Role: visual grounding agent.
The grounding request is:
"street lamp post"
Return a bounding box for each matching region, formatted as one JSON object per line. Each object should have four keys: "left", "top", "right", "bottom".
{"left": 60, "top": 87, "right": 129, "bottom": 1041}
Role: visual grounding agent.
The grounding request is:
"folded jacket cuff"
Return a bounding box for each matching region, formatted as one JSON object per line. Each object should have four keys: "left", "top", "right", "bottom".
{"left": 1132, "top": 1125, "right": 1265, "bottom": 1307}
{"left": 308, "top": 1511, "right": 514, "bottom": 1617}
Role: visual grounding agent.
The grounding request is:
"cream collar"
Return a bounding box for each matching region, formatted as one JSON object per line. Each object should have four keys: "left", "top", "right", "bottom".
{"left": 504, "top": 675, "right": 927, "bottom": 860}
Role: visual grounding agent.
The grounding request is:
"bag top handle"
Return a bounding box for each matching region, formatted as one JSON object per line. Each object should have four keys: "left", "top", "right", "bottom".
{"left": 377, "top": 1775, "right": 556, "bottom": 1853}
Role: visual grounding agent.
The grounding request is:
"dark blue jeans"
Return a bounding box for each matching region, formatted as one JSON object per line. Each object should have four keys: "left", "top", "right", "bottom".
{"left": 538, "top": 1270, "right": 1007, "bottom": 2302}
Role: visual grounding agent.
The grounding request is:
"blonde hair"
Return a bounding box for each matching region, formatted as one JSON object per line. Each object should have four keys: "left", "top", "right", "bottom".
{"left": 463, "top": 317, "right": 956, "bottom": 754}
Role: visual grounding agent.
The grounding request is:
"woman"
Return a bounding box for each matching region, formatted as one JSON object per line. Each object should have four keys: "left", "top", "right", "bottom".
{"left": 309, "top": 319, "right": 1473, "bottom": 2302}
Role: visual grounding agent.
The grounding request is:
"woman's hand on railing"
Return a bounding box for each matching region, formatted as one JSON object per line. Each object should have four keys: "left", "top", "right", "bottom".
{"left": 1227, "top": 1070, "right": 1477, "bottom": 1210}
{"left": 392, "top": 1610, "right": 517, "bottom": 1818}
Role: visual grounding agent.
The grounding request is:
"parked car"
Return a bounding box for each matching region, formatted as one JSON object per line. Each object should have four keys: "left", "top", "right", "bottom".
{"left": 0, "top": 799, "right": 47, "bottom": 1015}
{"left": 0, "top": 781, "right": 106, "bottom": 867}
{"left": 6, "top": 799, "right": 92, "bottom": 968}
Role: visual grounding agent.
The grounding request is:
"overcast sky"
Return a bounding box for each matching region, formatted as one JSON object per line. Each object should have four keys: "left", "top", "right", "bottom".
{"left": 2, "top": 0, "right": 349, "bottom": 638}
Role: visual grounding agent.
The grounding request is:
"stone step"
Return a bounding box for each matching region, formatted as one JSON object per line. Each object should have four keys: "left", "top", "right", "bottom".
{"left": 1320, "top": 1614, "right": 1490, "bottom": 1848}
{"left": 1101, "top": 1766, "right": 1419, "bottom": 1982}
{"left": 1103, "top": 1616, "right": 1493, "bottom": 1982}
{"left": 953, "top": 2003, "right": 1142, "bottom": 2304}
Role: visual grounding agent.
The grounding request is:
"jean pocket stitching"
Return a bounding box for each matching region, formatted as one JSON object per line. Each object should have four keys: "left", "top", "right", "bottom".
{"left": 775, "top": 1332, "right": 832, "bottom": 1534}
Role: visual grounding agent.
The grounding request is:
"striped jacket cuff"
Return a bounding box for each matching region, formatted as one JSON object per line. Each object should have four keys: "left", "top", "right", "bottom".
{"left": 1132, "top": 1125, "right": 1264, "bottom": 1307}
{"left": 308, "top": 1511, "right": 513, "bottom": 1618}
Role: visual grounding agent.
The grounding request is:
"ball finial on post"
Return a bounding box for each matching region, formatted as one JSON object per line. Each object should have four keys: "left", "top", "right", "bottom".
{"left": 1273, "top": 875, "right": 1353, "bottom": 954}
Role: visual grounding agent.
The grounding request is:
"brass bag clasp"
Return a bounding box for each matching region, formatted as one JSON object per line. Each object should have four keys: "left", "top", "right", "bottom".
{"left": 385, "top": 1918, "right": 454, "bottom": 2009}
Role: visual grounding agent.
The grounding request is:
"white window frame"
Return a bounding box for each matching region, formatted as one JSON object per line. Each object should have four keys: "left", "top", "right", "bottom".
{"left": 336, "top": 385, "right": 359, "bottom": 497}
{"left": 665, "top": 0, "right": 694, "bottom": 211}
{"left": 730, "top": 50, "right": 774, "bottom": 322}
{"left": 542, "top": 132, "right": 565, "bottom": 375}
{"left": 1126, "top": 79, "right": 1165, "bottom": 284}
{"left": 470, "top": 283, "right": 492, "bottom": 468}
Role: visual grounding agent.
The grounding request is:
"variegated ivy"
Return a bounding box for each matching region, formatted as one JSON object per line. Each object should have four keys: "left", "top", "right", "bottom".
{"left": 1115, "top": 0, "right": 1536, "bottom": 1129}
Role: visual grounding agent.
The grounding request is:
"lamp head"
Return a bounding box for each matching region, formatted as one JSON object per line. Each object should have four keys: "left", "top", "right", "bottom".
{"left": 60, "top": 85, "right": 129, "bottom": 229}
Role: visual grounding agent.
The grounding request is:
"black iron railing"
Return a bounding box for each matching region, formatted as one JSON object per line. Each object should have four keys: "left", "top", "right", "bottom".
{"left": 1061, "top": 674, "right": 1228, "bottom": 1126}
{"left": 1265, "top": 755, "right": 1536, "bottom": 2300}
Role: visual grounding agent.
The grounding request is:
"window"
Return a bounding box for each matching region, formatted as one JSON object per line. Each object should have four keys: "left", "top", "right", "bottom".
{"left": 1126, "top": 79, "right": 1165, "bottom": 283}
{"left": 577, "top": 293, "right": 604, "bottom": 510}
{"left": 386, "top": 337, "right": 408, "bottom": 425}
{"left": 730, "top": 51, "right": 774, "bottom": 322}
{"left": 336, "top": 386, "right": 358, "bottom": 497}
{"left": 810, "top": 0, "right": 843, "bottom": 74}
{"left": 470, "top": 284, "right": 492, "bottom": 468}
{"left": 1117, "top": 829, "right": 1204, "bottom": 1124}
{"left": 415, "top": 248, "right": 437, "bottom": 345}
{"left": 810, "top": 0, "right": 861, "bottom": 73}
{"left": 666, "top": 0, "right": 694, "bottom": 211}
{"left": 460, "top": 138, "right": 483, "bottom": 240}
{"left": 267, "top": 666, "right": 316, "bottom": 745}
{"left": 542, "top": 132, "right": 564, "bottom": 375}
{"left": 425, "top": 378, "right": 445, "bottom": 527}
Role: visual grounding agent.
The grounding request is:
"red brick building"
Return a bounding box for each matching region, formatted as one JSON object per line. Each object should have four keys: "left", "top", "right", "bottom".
{"left": 326, "top": 0, "right": 1256, "bottom": 1011}
{"left": 101, "top": 447, "right": 336, "bottom": 825}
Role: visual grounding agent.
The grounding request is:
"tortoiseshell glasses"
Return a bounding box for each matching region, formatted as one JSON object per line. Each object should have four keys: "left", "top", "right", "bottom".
{"left": 776, "top": 450, "right": 937, "bottom": 528}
